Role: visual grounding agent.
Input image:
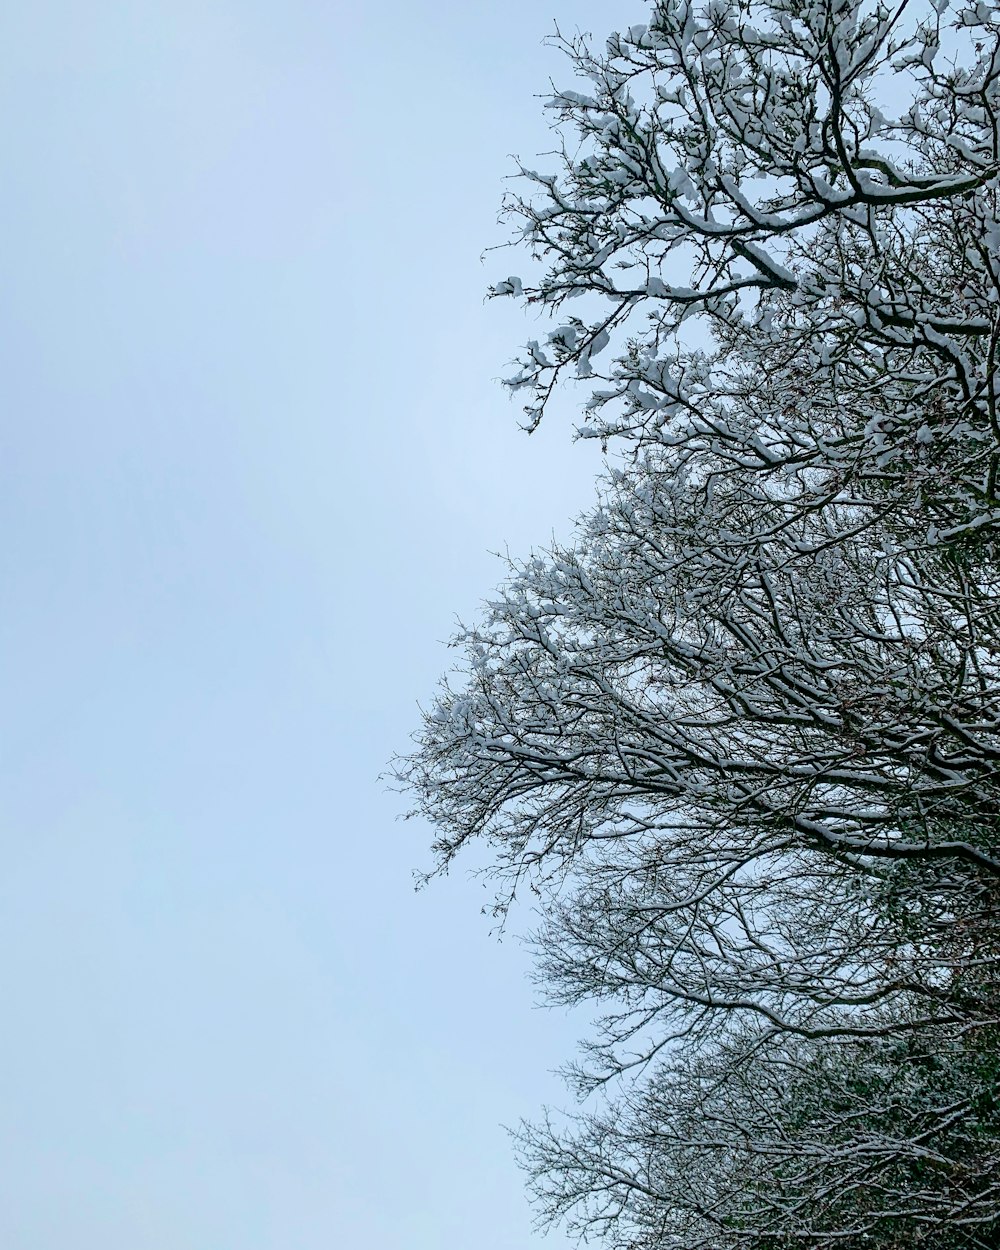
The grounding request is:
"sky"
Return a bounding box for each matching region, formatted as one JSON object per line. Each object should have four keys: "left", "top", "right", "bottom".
{"left": 0, "top": 2, "right": 641, "bottom": 1247}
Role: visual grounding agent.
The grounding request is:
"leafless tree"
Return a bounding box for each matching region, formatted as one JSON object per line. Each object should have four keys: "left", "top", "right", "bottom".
{"left": 396, "top": 0, "right": 1000, "bottom": 1242}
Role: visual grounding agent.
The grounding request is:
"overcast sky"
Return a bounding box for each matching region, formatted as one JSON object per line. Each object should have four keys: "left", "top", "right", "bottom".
{"left": 0, "top": 2, "right": 643, "bottom": 1247}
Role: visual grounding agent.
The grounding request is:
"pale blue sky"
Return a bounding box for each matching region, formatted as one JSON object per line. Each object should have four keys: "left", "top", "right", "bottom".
{"left": 0, "top": 2, "right": 639, "bottom": 1247}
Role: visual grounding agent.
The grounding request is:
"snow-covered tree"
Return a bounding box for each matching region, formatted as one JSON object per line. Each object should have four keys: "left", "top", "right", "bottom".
{"left": 497, "top": 0, "right": 1000, "bottom": 555}
{"left": 517, "top": 1024, "right": 1000, "bottom": 1248}
{"left": 397, "top": 0, "right": 1000, "bottom": 1243}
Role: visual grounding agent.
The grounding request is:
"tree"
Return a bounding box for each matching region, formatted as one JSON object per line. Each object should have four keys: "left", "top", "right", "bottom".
{"left": 396, "top": 0, "right": 1000, "bottom": 1243}
{"left": 517, "top": 1024, "right": 1000, "bottom": 1248}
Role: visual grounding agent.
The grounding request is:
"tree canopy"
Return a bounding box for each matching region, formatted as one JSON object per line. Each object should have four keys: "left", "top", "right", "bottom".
{"left": 396, "top": 0, "right": 1000, "bottom": 1244}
